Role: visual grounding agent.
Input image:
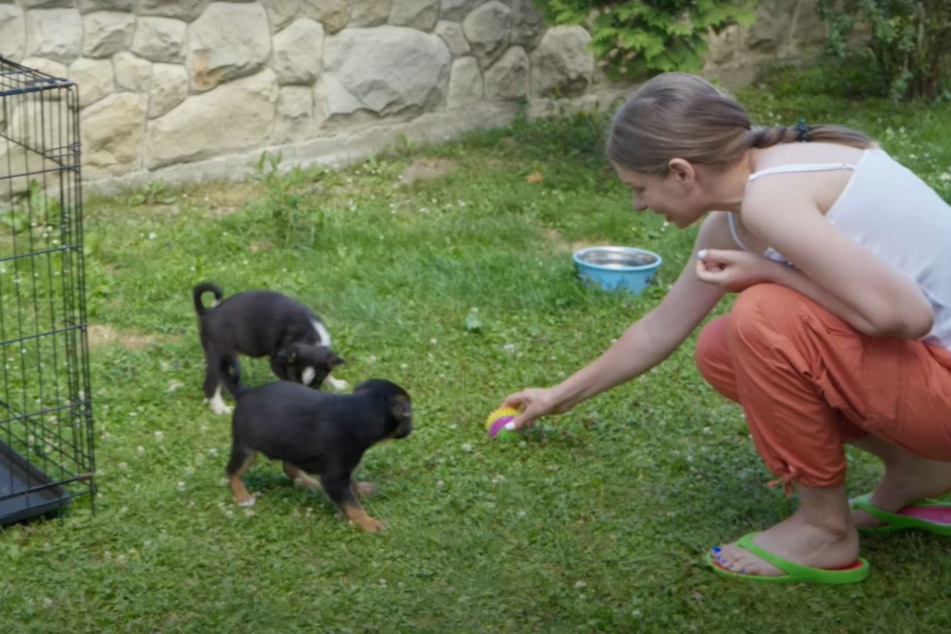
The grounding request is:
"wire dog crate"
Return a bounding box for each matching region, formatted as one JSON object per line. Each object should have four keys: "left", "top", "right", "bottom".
{"left": 0, "top": 57, "right": 94, "bottom": 525}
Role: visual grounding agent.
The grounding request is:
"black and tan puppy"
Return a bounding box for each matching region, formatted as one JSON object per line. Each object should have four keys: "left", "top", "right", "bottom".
{"left": 193, "top": 282, "right": 347, "bottom": 415}
{"left": 220, "top": 359, "right": 412, "bottom": 532}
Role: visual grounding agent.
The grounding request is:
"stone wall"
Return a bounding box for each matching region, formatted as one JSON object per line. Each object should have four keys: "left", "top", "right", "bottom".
{"left": 704, "top": 0, "right": 826, "bottom": 89}
{"left": 0, "top": 0, "right": 823, "bottom": 193}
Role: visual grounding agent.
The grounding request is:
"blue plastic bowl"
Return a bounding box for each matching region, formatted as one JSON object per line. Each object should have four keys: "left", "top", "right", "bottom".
{"left": 573, "top": 246, "right": 662, "bottom": 295}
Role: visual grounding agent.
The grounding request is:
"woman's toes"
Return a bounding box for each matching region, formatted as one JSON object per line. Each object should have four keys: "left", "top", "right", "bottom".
{"left": 712, "top": 542, "right": 783, "bottom": 576}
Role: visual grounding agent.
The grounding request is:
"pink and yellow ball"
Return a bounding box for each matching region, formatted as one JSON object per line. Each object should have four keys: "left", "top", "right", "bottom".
{"left": 485, "top": 406, "right": 521, "bottom": 441}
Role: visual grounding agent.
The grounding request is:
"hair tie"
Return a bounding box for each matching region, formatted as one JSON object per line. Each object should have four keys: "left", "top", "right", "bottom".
{"left": 795, "top": 118, "right": 811, "bottom": 143}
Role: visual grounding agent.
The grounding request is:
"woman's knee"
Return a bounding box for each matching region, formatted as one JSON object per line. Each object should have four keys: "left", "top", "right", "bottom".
{"left": 729, "top": 284, "right": 806, "bottom": 348}
{"left": 694, "top": 315, "right": 739, "bottom": 400}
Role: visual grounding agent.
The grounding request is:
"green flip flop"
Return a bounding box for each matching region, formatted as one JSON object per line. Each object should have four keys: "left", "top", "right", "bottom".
{"left": 705, "top": 532, "right": 870, "bottom": 584}
{"left": 851, "top": 494, "right": 951, "bottom": 535}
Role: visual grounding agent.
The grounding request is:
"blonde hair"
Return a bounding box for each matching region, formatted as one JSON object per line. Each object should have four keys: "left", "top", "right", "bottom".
{"left": 607, "top": 73, "right": 872, "bottom": 175}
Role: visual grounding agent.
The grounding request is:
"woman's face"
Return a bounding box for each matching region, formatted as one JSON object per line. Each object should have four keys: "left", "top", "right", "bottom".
{"left": 614, "top": 162, "right": 706, "bottom": 228}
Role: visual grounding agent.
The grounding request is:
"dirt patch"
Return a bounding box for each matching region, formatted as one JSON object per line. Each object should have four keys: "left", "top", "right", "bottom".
{"left": 399, "top": 158, "right": 456, "bottom": 185}
{"left": 248, "top": 241, "right": 273, "bottom": 253}
{"left": 544, "top": 228, "right": 601, "bottom": 254}
{"left": 87, "top": 324, "right": 176, "bottom": 351}
{"left": 182, "top": 181, "right": 262, "bottom": 217}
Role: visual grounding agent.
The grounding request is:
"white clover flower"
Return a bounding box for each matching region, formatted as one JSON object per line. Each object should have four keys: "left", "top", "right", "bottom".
{"left": 177, "top": 481, "right": 186, "bottom": 492}
{"left": 154, "top": 431, "right": 164, "bottom": 442}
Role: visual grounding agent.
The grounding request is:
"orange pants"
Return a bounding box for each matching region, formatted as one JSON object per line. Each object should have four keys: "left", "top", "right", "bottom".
{"left": 694, "top": 284, "right": 951, "bottom": 490}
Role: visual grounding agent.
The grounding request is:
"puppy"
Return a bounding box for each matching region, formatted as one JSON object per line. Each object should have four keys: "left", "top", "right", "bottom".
{"left": 220, "top": 359, "right": 412, "bottom": 532}
{"left": 193, "top": 282, "right": 348, "bottom": 415}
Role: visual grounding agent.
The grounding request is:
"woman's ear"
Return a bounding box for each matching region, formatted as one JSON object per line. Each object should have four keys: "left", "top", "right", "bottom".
{"left": 667, "top": 158, "right": 695, "bottom": 185}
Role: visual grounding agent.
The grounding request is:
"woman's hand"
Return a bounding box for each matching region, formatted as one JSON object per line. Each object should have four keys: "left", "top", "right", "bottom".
{"left": 500, "top": 387, "right": 569, "bottom": 430}
{"left": 695, "top": 249, "right": 779, "bottom": 293}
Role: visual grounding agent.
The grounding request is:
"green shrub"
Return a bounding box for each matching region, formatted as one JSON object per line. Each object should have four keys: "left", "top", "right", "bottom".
{"left": 533, "top": 0, "right": 758, "bottom": 80}
{"left": 817, "top": 0, "right": 951, "bottom": 101}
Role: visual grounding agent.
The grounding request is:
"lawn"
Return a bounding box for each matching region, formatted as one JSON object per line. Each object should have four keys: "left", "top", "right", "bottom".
{"left": 2, "top": 87, "right": 951, "bottom": 633}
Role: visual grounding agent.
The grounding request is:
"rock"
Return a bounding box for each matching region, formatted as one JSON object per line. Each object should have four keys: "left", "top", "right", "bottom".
{"left": 390, "top": 0, "right": 439, "bottom": 31}
{"left": 132, "top": 17, "right": 187, "bottom": 63}
{"left": 82, "top": 92, "right": 147, "bottom": 178}
{"left": 145, "top": 69, "right": 279, "bottom": 168}
{"left": 274, "top": 85, "right": 316, "bottom": 142}
{"left": 447, "top": 56, "right": 482, "bottom": 108}
{"left": 323, "top": 26, "right": 450, "bottom": 117}
{"left": 484, "top": 45, "right": 528, "bottom": 101}
{"left": 149, "top": 63, "right": 189, "bottom": 118}
{"left": 69, "top": 57, "right": 115, "bottom": 106}
{"left": 441, "top": 0, "right": 490, "bottom": 22}
{"left": 25, "top": 9, "right": 83, "bottom": 63}
{"left": 187, "top": 2, "right": 271, "bottom": 91}
{"left": 77, "top": 0, "right": 135, "bottom": 12}
{"left": 299, "top": 0, "right": 349, "bottom": 33}
{"left": 113, "top": 51, "right": 152, "bottom": 91}
{"left": 350, "top": 0, "right": 390, "bottom": 28}
{"left": 0, "top": 5, "right": 25, "bottom": 61}
{"left": 462, "top": 1, "right": 511, "bottom": 68}
{"left": 272, "top": 18, "right": 324, "bottom": 85}
{"left": 435, "top": 20, "right": 470, "bottom": 56}
{"left": 510, "top": 0, "right": 543, "bottom": 50}
{"left": 82, "top": 11, "right": 135, "bottom": 58}
{"left": 266, "top": 0, "right": 300, "bottom": 32}
{"left": 530, "top": 26, "right": 593, "bottom": 97}
{"left": 137, "top": 0, "right": 210, "bottom": 22}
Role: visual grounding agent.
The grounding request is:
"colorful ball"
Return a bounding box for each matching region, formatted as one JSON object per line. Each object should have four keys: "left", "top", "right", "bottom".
{"left": 485, "top": 406, "right": 521, "bottom": 441}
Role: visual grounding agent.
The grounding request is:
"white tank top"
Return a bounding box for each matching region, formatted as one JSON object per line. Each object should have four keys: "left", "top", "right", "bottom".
{"left": 728, "top": 149, "right": 951, "bottom": 351}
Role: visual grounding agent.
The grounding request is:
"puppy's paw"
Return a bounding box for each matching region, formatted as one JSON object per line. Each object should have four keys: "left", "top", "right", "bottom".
{"left": 352, "top": 516, "right": 387, "bottom": 533}
{"left": 326, "top": 376, "right": 350, "bottom": 392}
{"left": 354, "top": 482, "right": 377, "bottom": 497}
{"left": 235, "top": 495, "right": 256, "bottom": 507}
{"left": 206, "top": 398, "right": 233, "bottom": 416}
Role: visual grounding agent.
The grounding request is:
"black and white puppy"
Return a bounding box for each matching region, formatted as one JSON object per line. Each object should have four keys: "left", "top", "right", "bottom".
{"left": 193, "top": 282, "right": 348, "bottom": 415}
{"left": 220, "top": 359, "right": 412, "bottom": 533}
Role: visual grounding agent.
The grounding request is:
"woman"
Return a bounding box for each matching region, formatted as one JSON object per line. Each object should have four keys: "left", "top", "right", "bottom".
{"left": 502, "top": 73, "right": 951, "bottom": 584}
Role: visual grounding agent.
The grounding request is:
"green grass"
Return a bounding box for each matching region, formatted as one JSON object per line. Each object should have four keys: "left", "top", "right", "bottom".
{"left": 2, "top": 90, "right": 951, "bottom": 633}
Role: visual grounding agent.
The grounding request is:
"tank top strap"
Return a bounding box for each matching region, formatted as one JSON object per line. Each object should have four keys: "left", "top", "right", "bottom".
{"left": 747, "top": 162, "right": 856, "bottom": 185}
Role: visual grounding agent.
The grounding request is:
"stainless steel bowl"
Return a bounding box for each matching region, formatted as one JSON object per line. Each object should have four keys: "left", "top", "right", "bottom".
{"left": 574, "top": 246, "right": 659, "bottom": 270}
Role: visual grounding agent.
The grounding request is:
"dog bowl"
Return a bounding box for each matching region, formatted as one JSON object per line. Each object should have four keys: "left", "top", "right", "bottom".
{"left": 573, "top": 246, "right": 662, "bottom": 295}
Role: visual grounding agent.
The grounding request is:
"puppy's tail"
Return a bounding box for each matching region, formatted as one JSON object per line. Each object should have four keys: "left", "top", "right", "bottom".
{"left": 193, "top": 282, "right": 223, "bottom": 316}
{"left": 220, "top": 357, "right": 249, "bottom": 400}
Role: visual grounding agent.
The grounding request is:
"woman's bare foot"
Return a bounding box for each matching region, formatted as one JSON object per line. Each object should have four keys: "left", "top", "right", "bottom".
{"left": 852, "top": 455, "right": 951, "bottom": 529}
{"left": 713, "top": 512, "right": 859, "bottom": 577}
{"left": 713, "top": 484, "right": 860, "bottom": 577}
